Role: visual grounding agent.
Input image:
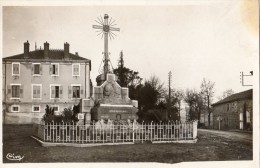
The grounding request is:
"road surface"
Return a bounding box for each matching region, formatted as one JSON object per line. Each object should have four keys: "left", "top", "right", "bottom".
{"left": 198, "top": 129, "right": 252, "bottom": 143}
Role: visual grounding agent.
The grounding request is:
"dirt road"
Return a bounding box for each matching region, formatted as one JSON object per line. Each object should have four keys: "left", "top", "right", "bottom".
{"left": 198, "top": 129, "right": 252, "bottom": 143}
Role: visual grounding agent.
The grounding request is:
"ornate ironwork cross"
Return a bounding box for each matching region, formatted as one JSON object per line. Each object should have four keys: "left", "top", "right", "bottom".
{"left": 93, "top": 14, "right": 120, "bottom": 77}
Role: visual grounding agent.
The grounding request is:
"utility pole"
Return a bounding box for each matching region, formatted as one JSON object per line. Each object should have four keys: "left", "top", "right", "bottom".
{"left": 168, "top": 71, "right": 172, "bottom": 106}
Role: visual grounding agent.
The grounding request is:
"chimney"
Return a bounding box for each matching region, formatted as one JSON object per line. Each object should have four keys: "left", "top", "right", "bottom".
{"left": 24, "top": 40, "right": 30, "bottom": 59}
{"left": 44, "top": 41, "right": 49, "bottom": 59}
{"left": 75, "top": 52, "right": 78, "bottom": 56}
{"left": 64, "top": 42, "right": 70, "bottom": 59}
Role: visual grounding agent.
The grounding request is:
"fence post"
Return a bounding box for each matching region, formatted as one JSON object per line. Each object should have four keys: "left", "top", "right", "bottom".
{"left": 193, "top": 120, "right": 198, "bottom": 139}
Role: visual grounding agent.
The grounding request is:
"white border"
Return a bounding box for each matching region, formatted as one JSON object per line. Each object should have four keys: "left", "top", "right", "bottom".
{"left": 50, "top": 84, "right": 61, "bottom": 99}
{"left": 50, "top": 63, "right": 59, "bottom": 76}
{"left": 72, "top": 63, "right": 80, "bottom": 77}
{"left": 32, "top": 63, "right": 41, "bottom": 76}
{"left": 11, "top": 62, "right": 20, "bottom": 76}
{"left": 31, "top": 84, "right": 42, "bottom": 100}
{"left": 10, "top": 105, "right": 20, "bottom": 112}
{"left": 32, "top": 105, "right": 40, "bottom": 112}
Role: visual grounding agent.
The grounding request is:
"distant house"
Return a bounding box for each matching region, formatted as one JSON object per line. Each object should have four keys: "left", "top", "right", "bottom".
{"left": 211, "top": 89, "right": 253, "bottom": 130}
{"left": 2, "top": 41, "right": 91, "bottom": 124}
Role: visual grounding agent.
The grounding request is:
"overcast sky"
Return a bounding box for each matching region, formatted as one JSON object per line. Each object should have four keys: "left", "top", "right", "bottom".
{"left": 2, "top": 0, "right": 258, "bottom": 102}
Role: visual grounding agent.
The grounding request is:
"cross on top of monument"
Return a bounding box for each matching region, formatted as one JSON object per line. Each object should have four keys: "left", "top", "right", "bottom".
{"left": 93, "top": 14, "right": 120, "bottom": 78}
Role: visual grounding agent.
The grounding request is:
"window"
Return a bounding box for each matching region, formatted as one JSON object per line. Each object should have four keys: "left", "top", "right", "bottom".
{"left": 32, "top": 84, "right": 41, "bottom": 99}
{"left": 32, "top": 105, "right": 40, "bottom": 112}
{"left": 11, "top": 85, "right": 22, "bottom": 98}
{"left": 11, "top": 105, "right": 20, "bottom": 112}
{"left": 72, "top": 86, "right": 80, "bottom": 98}
{"left": 50, "top": 85, "right": 63, "bottom": 99}
{"left": 32, "top": 63, "right": 41, "bottom": 75}
{"left": 72, "top": 64, "right": 80, "bottom": 76}
{"left": 12, "top": 63, "right": 20, "bottom": 76}
{"left": 227, "top": 104, "right": 230, "bottom": 111}
{"left": 50, "top": 63, "right": 59, "bottom": 76}
{"left": 51, "top": 105, "right": 59, "bottom": 112}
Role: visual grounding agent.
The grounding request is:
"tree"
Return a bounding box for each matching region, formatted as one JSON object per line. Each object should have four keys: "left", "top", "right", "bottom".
{"left": 113, "top": 51, "right": 142, "bottom": 88}
{"left": 200, "top": 78, "right": 215, "bottom": 127}
{"left": 168, "top": 89, "right": 184, "bottom": 120}
{"left": 184, "top": 89, "right": 205, "bottom": 123}
{"left": 184, "top": 89, "right": 197, "bottom": 121}
{"left": 218, "top": 89, "right": 234, "bottom": 100}
{"left": 136, "top": 75, "right": 167, "bottom": 121}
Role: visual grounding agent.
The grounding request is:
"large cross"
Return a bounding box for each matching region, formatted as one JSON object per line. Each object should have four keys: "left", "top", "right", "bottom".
{"left": 93, "top": 14, "right": 120, "bottom": 78}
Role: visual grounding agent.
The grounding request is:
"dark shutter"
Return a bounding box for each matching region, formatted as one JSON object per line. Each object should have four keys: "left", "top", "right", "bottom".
{"left": 31, "top": 64, "right": 34, "bottom": 75}
{"left": 68, "top": 86, "right": 72, "bottom": 98}
{"left": 49, "top": 64, "right": 52, "bottom": 75}
{"left": 80, "top": 86, "right": 84, "bottom": 98}
{"left": 59, "top": 86, "right": 63, "bottom": 99}
{"left": 20, "top": 85, "right": 23, "bottom": 98}
{"left": 40, "top": 65, "right": 42, "bottom": 75}
{"left": 55, "top": 65, "right": 58, "bottom": 75}
{"left": 51, "top": 86, "right": 55, "bottom": 98}
{"left": 7, "top": 85, "right": 11, "bottom": 98}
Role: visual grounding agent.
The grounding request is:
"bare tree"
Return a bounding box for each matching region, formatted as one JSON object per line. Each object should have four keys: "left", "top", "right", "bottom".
{"left": 200, "top": 78, "right": 215, "bottom": 127}
{"left": 218, "top": 89, "right": 234, "bottom": 100}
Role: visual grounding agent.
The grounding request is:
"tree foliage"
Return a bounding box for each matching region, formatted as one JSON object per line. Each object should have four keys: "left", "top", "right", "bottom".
{"left": 113, "top": 51, "right": 142, "bottom": 87}
{"left": 218, "top": 89, "right": 234, "bottom": 100}
{"left": 42, "top": 104, "right": 80, "bottom": 124}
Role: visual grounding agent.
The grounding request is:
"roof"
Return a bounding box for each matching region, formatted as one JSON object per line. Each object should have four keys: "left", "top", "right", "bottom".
{"left": 212, "top": 89, "right": 252, "bottom": 106}
{"left": 3, "top": 49, "right": 90, "bottom": 62}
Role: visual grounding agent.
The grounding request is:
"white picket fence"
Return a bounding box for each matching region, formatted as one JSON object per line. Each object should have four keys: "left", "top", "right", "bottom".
{"left": 33, "top": 120, "right": 198, "bottom": 144}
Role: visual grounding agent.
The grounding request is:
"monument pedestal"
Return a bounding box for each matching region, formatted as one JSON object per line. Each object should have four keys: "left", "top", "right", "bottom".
{"left": 91, "top": 105, "right": 138, "bottom": 121}
{"left": 91, "top": 73, "right": 138, "bottom": 122}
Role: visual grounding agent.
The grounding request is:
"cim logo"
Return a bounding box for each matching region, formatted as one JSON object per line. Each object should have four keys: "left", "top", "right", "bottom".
{"left": 6, "top": 153, "right": 24, "bottom": 161}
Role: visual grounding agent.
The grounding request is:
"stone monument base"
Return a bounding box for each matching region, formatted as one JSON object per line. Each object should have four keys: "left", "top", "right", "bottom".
{"left": 91, "top": 104, "right": 138, "bottom": 121}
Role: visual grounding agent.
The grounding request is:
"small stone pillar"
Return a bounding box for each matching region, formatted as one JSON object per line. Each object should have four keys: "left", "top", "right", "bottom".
{"left": 80, "top": 99, "right": 94, "bottom": 126}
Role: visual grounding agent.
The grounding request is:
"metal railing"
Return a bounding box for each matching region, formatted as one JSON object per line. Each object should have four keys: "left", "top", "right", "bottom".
{"left": 33, "top": 120, "right": 198, "bottom": 144}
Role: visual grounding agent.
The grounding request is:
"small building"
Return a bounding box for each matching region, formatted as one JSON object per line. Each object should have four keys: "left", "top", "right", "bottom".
{"left": 2, "top": 41, "right": 91, "bottom": 124}
{"left": 212, "top": 89, "right": 253, "bottom": 130}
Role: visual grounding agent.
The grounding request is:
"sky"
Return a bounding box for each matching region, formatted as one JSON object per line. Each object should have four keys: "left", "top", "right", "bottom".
{"left": 2, "top": 0, "right": 258, "bottom": 102}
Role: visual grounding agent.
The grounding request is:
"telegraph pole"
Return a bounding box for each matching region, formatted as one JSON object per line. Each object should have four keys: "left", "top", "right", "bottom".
{"left": 168, "top": 71, "right": 172, "bottom": 106}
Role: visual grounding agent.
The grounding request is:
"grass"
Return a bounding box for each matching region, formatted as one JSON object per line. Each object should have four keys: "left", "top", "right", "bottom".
{"left": 2, "top": 124, "right": 252, "bottom": 163}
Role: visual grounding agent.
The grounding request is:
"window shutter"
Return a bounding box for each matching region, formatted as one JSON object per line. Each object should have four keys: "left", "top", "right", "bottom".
{"left": 80, "top": 86, "right": 84, "bottom": 98}
{"left": 68, "top": 86, "right": 72, "bottom": 98}
{"left": 51, "top": 86, "right": 55, "bottom": 98}
{"left": 49, "top": 65, "right": 52, "bottom": 75}
{"left": 33, "top": 87, "right": 36, "bottom": 98}
{"left": 59, "top": 86, "right": 63, "bottom": 99}
{"left": 20, "top": 85, "right": 23, "bottom": 98}
{"left": 37, "top": 89, "right": 40, "bottom": 98}
{"left": 7, "top": 85, "right": 11, "bottom": 98}
{"left": 40, "top": 65, "right": 42, "bottom": 75}
{"left": 55, "top": 65, "right": 58, "bottom": 75}
{"left": 31, "top": 65, "right": 34, "bottom": 75}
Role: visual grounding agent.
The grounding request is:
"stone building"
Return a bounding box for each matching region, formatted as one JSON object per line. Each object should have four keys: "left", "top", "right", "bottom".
{"left": 2, "top": 41, "right": 91, "bottom": 124}
{"left": 211, "top": 89, "right": 253, "bottom": 130}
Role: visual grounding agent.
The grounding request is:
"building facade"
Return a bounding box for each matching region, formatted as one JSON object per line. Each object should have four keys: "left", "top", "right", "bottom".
{"left": 212, "top": 89, "right": 253, "bottom": 130}
{"left": 2, "top": 41, "right": 91, "bottom": 124}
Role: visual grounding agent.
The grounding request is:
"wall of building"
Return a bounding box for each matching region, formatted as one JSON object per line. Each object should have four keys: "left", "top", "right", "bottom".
{"left": 3, "top": 60, "right": 90, "bottom": 124}
{"left": 212, "top": 99, "right": 252, "bottom": 130}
